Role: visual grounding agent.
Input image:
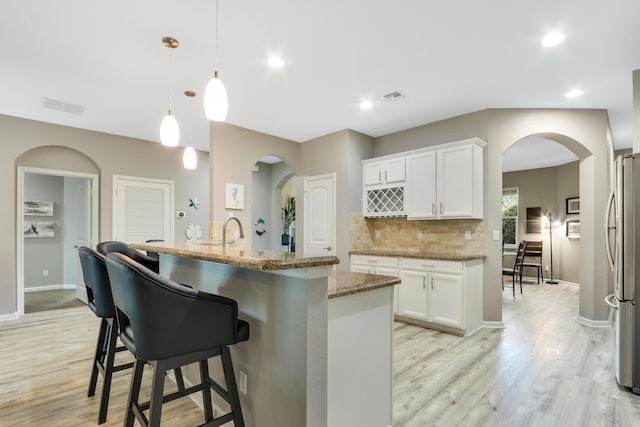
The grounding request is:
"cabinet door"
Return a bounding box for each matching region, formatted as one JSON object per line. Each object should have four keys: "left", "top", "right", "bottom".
{"left": 406, "top": 152, "right": 437, "bottom": 219}
{"left": 363, "top": 162, "right": 383, "bottom": 186}
{"left": 429, "top": 273, "right": 463, "bottom": 328}
{"left": 398, "top": 270, "right": 428, "bottom": 321}
{"left": 384, "top": 158, "right": 406, "bottom": 184}
{"left": 375, "top": 266, "right": 400, "bottom": 314}
{"left": 438, "top": 145, "right": 474, "bottom": 218}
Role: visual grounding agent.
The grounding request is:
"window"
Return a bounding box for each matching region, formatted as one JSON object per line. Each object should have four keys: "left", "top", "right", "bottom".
{"left": 502, "top": 187, "right": 518, "bottom": 248}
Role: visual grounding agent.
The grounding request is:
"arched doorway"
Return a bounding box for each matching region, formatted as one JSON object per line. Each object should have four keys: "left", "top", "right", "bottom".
{"left": 16, "top": 146, "right": 100, "bottom": 315}
{"left": 251, "top": 155, "right": 296, "bottom": 251}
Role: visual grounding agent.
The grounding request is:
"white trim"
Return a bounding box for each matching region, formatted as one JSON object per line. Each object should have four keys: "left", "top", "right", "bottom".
{"left": 24, "top": 284, "right": 77, "bottom": 293}
{"left": 17, "top": 166, "right": 99, "bottom": 318}
{"left": 0, "top": 313, "right": 19, "bottom": 321}
{"left": 576, "top": 316, "right": 611, "bottom": 328}
{"left": 483, "top": 321, "right": 506, "bottom": 329}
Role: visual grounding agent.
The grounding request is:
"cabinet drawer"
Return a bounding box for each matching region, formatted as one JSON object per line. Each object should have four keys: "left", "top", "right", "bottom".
{"left": 351, "top": 255, "right": 398, "bottom": 269}
{"left": 400, "top": 257, "right": 462, "bottom": 274}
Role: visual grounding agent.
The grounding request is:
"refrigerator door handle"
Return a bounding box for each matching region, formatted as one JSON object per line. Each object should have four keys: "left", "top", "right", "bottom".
{"left": 604, "top": 187, "right": 617, "bottom": 272}
{"left": 605, "top": 293, "right": 619, "bottom": 309}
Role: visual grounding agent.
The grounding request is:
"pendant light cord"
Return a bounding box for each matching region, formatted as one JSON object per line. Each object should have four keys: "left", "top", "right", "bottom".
{"left": 215, "top": 0, "right": 220, "bottom": 70}
{"left": 168, "top": 47, "right": 174, "bottom": 113}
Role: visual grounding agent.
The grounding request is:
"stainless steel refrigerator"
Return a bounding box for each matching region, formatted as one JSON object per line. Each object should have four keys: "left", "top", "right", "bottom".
{"left": 605, "top": 153, "right": 640, "bottom": 393}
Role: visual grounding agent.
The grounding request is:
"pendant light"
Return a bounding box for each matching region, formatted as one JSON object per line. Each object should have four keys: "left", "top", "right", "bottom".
{"left": 183, "top": 90, "right": 198, "bottom": 170}
{"left": 160, "top": 36, "right": 180, "bottom": 146}
{"left": 204, "top": 0, "right": 228, "bottom": 121}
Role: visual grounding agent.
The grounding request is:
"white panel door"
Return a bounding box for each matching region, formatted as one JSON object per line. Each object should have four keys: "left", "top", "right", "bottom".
{"left": 113, "top": 176, "right": 174, "bottom": 243}
{"left": 303, "top": 173, "right": 335, "bottom": 255}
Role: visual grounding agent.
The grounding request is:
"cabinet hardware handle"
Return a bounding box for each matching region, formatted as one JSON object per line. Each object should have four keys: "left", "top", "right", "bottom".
{"left": 422, "top": 276, "right": 426, "bottom": 289}
{"left": 379, "top": 170, "right": 382, "bottom": 182}
{"left": 422, "top": 264, "right": 435, "bottom": 268}
{"left": 432, "top": 203, "right": 436, "bottom": 215}
{"left": 440, "top": 203, "right": 444, "bottom": 214}
{"left": 323, "top": 246, "right": 332, "bottom": 251}
{"left": 385, "top": 169, "right": 388, "bottom": 182}
{"left": 367, "top": 260, "right": 377, "bottom": 263}
{"left": 431, "top": 277, "right": 434, "bottom": 290}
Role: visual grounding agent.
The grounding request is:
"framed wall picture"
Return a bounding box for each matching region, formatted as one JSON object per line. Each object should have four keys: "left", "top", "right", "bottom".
{"left": 566, "top": 220, "right": 580, "bottom": 239}
{"left": 566, "top": 197, "right": 580, "bottom": 214}
{"left": 24, "top": 222, "right": 55, "bottom": 238}
{"left": 225, "top": 183, "right": 245, "bottom": 210}
{"left": 24, "top": 200, "right": 53, "bottom": 216}
{"left": 526, "top": 207, "right": 542, "bottom": 233}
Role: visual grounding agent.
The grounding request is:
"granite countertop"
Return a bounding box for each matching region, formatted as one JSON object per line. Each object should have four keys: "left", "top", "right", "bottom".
{"left": 349, "top": 248, "right": 485, "bottom": 261}
{"left": 130, "top": 241, "right": 339, "bottom": 271}
{"left": 328, "top": 270, "right": 400, "bottom": 299}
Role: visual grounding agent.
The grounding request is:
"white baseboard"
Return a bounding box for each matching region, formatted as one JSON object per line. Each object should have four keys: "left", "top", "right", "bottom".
{"left": 576, "top": 316, "right": 611, "bottom": 328}
{"left": 0, "top": 312, "right": 19, "bottom": 321}
{"left": 24, "top": 284, "right": 77, "bottom": 293}
{"left": 483, "top": 321, "right": 505, "bottom": 329}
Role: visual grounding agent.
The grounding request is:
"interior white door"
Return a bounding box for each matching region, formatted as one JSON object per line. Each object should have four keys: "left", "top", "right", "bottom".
{"left": 113, "top": 176, "right": 174, "bottom": 243}
{"left": 303, "top": 173, "right": 336, "bottom": 255}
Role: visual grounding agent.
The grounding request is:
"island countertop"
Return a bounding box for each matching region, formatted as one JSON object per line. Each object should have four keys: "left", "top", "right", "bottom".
{"left": 328, "top": 270, "right": 400, "bottom": 299}
{"left": 130, "top": 241, "right": 339, "bottom": 271}
{"left": 350, "top": 248, "right": 485, "bottom": 261}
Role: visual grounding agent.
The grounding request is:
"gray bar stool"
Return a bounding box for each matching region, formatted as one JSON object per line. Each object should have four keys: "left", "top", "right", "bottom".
{"left": 105, "top": 252, "right": 250, "bottom": 427}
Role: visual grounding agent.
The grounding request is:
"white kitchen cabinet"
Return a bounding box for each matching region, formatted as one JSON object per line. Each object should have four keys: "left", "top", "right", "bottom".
{"left": 406, "top": 140, "right": 484, "bottom": 220}
{"left": 350, "top": 254, "right": 399, "bottom": 313}
{"left": 397, "top": 257, "right": 483, "bottom": 336}
{"left": 363, "top": 158, "right": 406, "bottom": 187}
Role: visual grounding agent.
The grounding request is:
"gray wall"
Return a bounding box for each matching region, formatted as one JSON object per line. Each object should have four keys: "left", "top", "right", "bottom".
{"left": 503, "top": 161, "right": 580, "bottom": 283}
{"left": 251, "top": 162, "right": 273, "bottom": 251}
{"left": 1, "top": 114, "right": 209, "bottom": 316}
{"left": 23, "top": 174, "right": 64, "bottom": 288}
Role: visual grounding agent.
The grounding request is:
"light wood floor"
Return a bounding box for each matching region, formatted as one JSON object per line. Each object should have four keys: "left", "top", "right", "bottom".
{"left": 24, "top": 288, "right": 85, "bottom": 313}
{"left": 394, "top": 282, "right": 640, "bottom": 426}
{"left": 1, "top": 282, "right": 639, "bottom": 426}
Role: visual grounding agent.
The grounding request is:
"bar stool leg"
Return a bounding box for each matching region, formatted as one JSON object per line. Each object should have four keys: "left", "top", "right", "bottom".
{"left": 148, "top": 360, "right": 166, "bottom": 427}
{"left": 88, "top": 318, "right": 108, "bottom": 397}
{"left": 221, "top": 347, "right": 244, "bottom": 427}
{"left": 125, "top": 359, "right": 145, "bottom": 427}
{"left": 199, "top": 360, "right": 214, "bottom": 422}
{"left": 97, "top": 319, "right": 119, "bottom": 424}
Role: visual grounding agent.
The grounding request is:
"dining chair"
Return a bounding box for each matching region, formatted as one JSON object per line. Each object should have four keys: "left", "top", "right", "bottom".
{"left": 521, "top": 240, "right": 543, "bottom": 284}
{"left": 502, "top": 241, "right": 527, "bottom": 297}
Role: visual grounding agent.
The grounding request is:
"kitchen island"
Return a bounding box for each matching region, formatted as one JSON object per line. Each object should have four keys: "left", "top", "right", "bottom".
{"left": 131, "top": 241, "right": 399, "bottom": 427}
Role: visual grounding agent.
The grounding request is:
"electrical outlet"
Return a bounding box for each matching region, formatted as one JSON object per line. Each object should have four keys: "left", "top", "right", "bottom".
{"left": 492, "top": 230, "right": 500, "bottom": 241}
{"left": 238, "top": 370, "right": 247, "bottom": 394}
{"left": 375, "top": 230, "right": 381, "bottom": 239}
{"left": 464, "top": 230, "right": 472, "bottom": 240}
{"left": 417, "top": 230, "right": 423, "bottom": 239}
{"left": 42, "top": 269, "right": 49, "bottom": 277}
{"left": 235, "top": 230, "right": 240, "bottom": 238}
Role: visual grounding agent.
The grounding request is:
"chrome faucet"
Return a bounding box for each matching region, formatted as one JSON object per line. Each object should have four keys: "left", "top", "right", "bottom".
{"left": 222, "top": 217, "right": 245, "bottom": 248}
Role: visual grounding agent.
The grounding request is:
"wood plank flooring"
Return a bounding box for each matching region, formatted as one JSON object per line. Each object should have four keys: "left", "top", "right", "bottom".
{"left": 24, "top": 289, "right": 85, "bottom": 313}
{"left": 1, "top": 282, "right": 639, "bottom": 426}
{"left": 394, "top": 282, "right": 640, "bottom": 427}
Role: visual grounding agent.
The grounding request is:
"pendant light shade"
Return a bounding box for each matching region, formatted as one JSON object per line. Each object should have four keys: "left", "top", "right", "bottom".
{"left": 160, "top": 36, "right": 180, "bottom": 146}
{"left": 204, "top": 70, "right": 228, "bottom": 121}
{"left": 183, "top": 146, "right": 197, "bottom": 169}
{"left": 160, "top": 110, "right": 180, "bottom": 146}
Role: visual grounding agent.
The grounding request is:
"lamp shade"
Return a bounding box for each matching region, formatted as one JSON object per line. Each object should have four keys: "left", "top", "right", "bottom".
{"left": 183, "top": 146, "right": 197, "bottom": 169}
{"left": 204, "top": 71, "right": 228, "bottom": 121}
{"left": 160, "top": 111, "right": 180, "bottom": 146}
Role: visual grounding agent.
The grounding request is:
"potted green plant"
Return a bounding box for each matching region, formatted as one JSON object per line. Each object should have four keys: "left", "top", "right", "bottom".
{"left": 281, "top": 196, "right": 295, "bottom": 246}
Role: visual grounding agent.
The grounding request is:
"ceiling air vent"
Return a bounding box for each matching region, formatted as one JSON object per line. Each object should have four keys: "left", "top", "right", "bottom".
{"left": 383, "top": 91, "right": 406, "bottom": 101}
{"left": 43, "top": 97, "right": 86, "bottom": 115}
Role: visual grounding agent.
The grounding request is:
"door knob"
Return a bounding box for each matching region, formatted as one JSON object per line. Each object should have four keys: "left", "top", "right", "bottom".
{"left": 323, "top": 246, "right": 332, "bottom": 251}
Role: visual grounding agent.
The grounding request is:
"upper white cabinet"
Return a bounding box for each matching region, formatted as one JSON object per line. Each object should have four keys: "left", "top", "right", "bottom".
{"left": 405, "top": 139, "right": 485, "bottom": 220}
{"left": 363, "top": 158, "right": 406, "bottom": 187}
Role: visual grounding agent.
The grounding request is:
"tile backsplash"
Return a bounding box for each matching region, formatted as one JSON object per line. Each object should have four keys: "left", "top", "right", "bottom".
{"left": 350, "top": 214, "right": 485, "bottom": 255}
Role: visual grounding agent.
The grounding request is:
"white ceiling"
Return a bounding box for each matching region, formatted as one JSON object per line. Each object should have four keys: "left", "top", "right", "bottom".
{"left": 1, "top": 0, "right": 639, "bottom": 172}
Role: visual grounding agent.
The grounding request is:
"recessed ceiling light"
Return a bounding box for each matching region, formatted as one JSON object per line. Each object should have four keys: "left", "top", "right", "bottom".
{"left": 268, "top": 56, "right": 285, "bottom": 68}
{"left": 566, "top": 89, "right": 584, "bottom": 98}
{"left": 541, "top": 32, "right": 565, "bottom": 47}
{"left": 359, "top": 101, "right": 373, "bottom": 110}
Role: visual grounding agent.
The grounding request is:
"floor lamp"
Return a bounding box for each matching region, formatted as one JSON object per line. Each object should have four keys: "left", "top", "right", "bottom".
{"left": 545, "top": 211, "right": 559, "bottom": 284}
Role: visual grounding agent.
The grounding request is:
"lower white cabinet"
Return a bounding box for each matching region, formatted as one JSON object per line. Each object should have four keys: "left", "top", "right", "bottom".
{"left": 350, "top": 255, "right": 399, "bottom": 313}
{"left": 351, "top": 253, "right": 483, "bottom": 335}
